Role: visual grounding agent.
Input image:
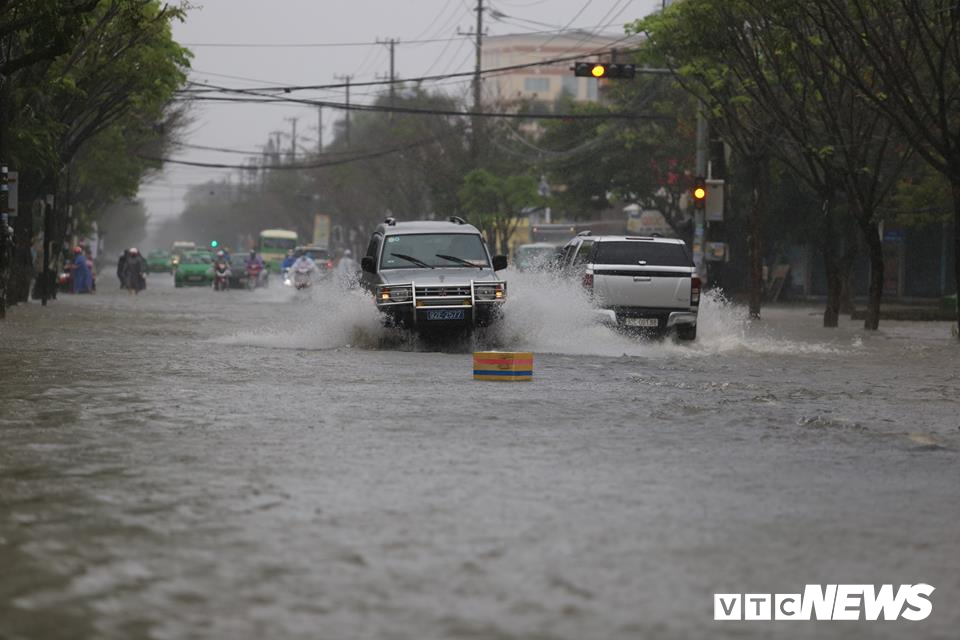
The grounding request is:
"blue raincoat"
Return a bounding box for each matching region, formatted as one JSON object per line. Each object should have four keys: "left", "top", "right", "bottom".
{"left": 73, "top": 253, "right": 92, "bottom": 293}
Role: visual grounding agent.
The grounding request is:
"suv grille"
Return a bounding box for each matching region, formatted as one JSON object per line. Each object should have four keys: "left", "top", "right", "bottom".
{"left": 415, "top": 285, "right": 471, "bottom": 297}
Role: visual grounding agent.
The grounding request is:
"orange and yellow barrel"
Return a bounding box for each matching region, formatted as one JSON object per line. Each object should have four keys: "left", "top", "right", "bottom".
{"left": 473, "top": 351, "right": 534, "bottom": 381}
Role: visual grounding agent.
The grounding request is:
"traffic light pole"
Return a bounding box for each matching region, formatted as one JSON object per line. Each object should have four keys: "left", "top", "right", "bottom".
{"left": 693, "top": 109, "right": 708, "bottom": 281}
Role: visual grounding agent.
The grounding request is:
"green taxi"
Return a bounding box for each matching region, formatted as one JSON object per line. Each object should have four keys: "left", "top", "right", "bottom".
{"left": 174, "top": 252, "right": 213, "bottom": 287}
{"left": 147, "top": 250, "right": 172, "bottom": 273}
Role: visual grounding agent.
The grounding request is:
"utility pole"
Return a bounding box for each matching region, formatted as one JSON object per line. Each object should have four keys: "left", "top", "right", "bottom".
{"left": 693, "top": 108, "right": 708, "bottom": 282}
{"left": 285, "top": 116, "right": 299, "bottom": 162}
{"left": 458, "top": 0, "right": 485, "bottom": 158}
{"left": 377, "top": 38, "right": 398, "bottom": 120}
{"left": 458, "top": 0, "right": 486, "bottom": 158}
{"left": 334, "top": 74, "right": 353, "bottom": 146}
{"left": 317, "top": 107, "right": 323, "bottom": 153}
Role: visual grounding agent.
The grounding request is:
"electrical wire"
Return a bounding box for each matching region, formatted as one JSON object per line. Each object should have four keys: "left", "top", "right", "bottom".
{"left": 139, "top": 132, "right": 455, "bottom": 170}
{"left": 176, "top": 45, "right": 646, "bottom": 94}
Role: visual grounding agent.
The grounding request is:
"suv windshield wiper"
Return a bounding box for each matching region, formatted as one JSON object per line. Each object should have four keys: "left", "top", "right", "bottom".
{"left": 390, "top": 252, "right": 434, "bottom": 269}
{"left": 435, "top": 254, "right": 484, "bottom": 269}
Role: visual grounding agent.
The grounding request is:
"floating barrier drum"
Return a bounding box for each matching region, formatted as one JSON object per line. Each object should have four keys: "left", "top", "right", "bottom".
{"left": 473, "top": 351, "right": 534, "bottom": 382}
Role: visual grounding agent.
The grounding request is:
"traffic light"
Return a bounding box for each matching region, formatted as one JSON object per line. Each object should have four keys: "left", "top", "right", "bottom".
{"left": 572, "top": 62, "right": 636, "bottom": 79}
{"left": 692, "top": 176, "right": 706, "bottom": 210}
{"left": 210, "top": 240, "right": 220, "bottom": 249}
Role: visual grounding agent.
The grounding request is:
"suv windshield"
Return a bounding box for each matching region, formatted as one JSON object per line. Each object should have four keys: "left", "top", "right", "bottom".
{"left": 593, "top": 241, "right": 692, "bottom": 267}
{"left": 380, "top": 233, "right": 490, "bottom": 269}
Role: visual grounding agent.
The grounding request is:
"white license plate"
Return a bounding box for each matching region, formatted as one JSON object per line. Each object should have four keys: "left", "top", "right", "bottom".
{"left": 427, "top": 309, "right": 465, "bottom": 321}
{"left": 623, "top": 317, "right": 658, "bottom": 327}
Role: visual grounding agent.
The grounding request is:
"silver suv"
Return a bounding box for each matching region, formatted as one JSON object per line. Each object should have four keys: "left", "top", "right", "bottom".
{"left": 559, "top": 233, "right": 700, "bottom": 340}
{"left": 359, "top": 217, "right": 508, "bottom": 332}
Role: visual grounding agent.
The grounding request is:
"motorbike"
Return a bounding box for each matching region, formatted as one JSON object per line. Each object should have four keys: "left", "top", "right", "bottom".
{"left": 213, "top": 262, "right": 231, "bottom": 291}
{"left": 245, "top": 263, "right": 264, "bottom": 290}
{"left": 292, "top": 265, "right": 314, "bottom": 290}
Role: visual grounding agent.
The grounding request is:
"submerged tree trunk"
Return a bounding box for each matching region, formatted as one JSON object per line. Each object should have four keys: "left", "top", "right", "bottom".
{"left": 953, "top": 179, "right": 960, "bottom": 338}
{"left": 748, "top": 158, "right": 767, "bottom": 320}
{"left": 820, "top": 195, "right": 840, "bottom": 327}
{"left": 858, "top": 218, "right": 884, "bottom": 331}
{"left": 9, "top": 203, "right": 33, "bottom": 305}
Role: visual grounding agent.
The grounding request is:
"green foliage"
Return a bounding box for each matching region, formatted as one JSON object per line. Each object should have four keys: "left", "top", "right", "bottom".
{"left": 3, "top": 0, "right": 190, "bottom": 231}
{"left": 458, "top": 168, "right": 539, "bottom": 256}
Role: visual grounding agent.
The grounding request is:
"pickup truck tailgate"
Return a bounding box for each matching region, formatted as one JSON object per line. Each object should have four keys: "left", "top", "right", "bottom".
{"left": 594, "top": 267, "right": 692, "bottom": 309}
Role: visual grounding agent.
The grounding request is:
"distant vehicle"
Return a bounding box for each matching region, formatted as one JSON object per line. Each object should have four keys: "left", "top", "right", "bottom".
{"left": 259, "top": 229, "right": 298, "bottom": 273}
{"left": 146, "top": 250, "right": 172, "bottom": 273}
{"left": 359, "top": 216, "right": 508, "bottom": 334}
{"left": 558, "top": 233, "right": 700, "bottom": 340}
{"left": 514, "top": 242, "right": 560, "bottom": 272}
{"left": 213, "top": 260, "right": 231, "bottom": 292}
{"left": 227, "top": 255, "right": 249, "bottom": 289}
{"left": 294, "top": 245, "right": 334, "bottom": 277}
{"left": 174, "top": 252, "right": 213, "bottom": 288}
{"left": 170, "top": 241, "right": 197, "bottom": 268}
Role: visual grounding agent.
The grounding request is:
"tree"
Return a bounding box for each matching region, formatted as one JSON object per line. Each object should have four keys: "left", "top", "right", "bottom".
{"left": 799, "top": 0, "right": 960, "bottom": 335}
{"left": 1, "top": 0, "right": 190, "bottom": 306}
{"left": 457, "top": 168, "right": 539, "bottom": 256}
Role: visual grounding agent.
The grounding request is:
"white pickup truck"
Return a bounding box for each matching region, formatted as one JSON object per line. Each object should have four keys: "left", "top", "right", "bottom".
{"left": 558, "top": 233, "right": 700, "bottom": 340}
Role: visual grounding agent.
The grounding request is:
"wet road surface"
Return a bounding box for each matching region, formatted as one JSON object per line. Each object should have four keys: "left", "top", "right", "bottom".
{"left": 1, "top": 272, "right": 958, "bottom": 639}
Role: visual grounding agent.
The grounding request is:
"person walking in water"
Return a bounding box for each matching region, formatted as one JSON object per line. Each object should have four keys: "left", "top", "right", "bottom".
{"left": 121, "top": 247, "right": 148, "bottom": 294}
{"left": 116, "top": 249, "right": 129, "bottom": 288}
{"left": 71, "top": 246, "right": 93, "bottom": 294}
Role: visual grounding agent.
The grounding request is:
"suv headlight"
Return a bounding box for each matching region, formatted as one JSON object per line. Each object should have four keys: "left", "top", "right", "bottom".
{"left": 378, "top": 286, "right": 412, "bottom": 303}
{"left": 390, "top": 287, "right": 411, "bottom": 302}
{"left": 475, "top": 284, "right": 504, "bottom": 301}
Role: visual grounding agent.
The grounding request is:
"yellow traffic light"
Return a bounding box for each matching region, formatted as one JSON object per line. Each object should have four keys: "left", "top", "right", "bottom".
{"left": 693, "top": 187, "right": 706, "bottom": 200}
{"left": 591, "top": 64, "right": 606, "bottom": 78}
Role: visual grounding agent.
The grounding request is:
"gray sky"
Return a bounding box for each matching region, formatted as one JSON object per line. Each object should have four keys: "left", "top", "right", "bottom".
{"left": 139, "top": 0, "right": 663, "bottom": 224}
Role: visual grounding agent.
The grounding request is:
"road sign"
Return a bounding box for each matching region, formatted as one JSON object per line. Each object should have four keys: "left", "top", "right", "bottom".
{"left": 313, "top": 213, "right": 331, "bottom": 248}
{"left": 705, "top": 178, "right": 724, "bottom": 221}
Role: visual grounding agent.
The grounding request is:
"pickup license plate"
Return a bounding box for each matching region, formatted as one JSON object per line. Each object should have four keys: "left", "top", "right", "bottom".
{"left": 427, "top": 309, "right": 465, "bottom": 321}
{"left": 623, "top": 317, "right": 658, "bottom": 327}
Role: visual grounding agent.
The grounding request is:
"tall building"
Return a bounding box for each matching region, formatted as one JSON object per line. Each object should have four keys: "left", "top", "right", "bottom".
{"left": 481, "top": 31, "right": 641, "bottom": 106}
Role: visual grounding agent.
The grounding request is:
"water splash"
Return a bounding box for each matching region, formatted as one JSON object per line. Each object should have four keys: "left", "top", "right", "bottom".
{"left": 213, "top": 271, "right": 852, "bottom": 358}
{"left": 496, "top": 271, "right": 849, "bottom": 358}
{"left": 212, "top": 281, "right": 385, "bottom": 351}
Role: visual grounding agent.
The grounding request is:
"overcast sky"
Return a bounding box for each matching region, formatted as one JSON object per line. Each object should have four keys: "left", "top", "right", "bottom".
{"left": 139, "top": 0, "right": 663, "bottom": 224}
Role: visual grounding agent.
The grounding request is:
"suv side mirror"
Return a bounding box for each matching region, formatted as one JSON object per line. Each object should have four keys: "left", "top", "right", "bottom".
{"left": 360, "top": 256, "right": 375, "bottom": 273}
{"left": 492, "top": 255, "right": 508, "bottom": 271}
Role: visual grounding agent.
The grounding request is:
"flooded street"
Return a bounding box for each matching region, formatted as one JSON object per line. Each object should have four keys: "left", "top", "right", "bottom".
{"left": 1, "top": 273, "right": 958, "bottom": 639}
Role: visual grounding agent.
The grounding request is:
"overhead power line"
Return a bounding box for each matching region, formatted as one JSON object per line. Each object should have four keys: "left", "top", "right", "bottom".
{"left": 141, "top": 134, "right": 453, "bottom": 171}
{"left": 176, "top": 93, "right": 666, "bottom": 121}
{"left": 176, "top": 44, "right": 645, "bottom": 95}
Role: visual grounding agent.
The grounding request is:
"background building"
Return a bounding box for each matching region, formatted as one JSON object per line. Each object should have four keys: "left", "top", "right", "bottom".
{"left": 481, "top": 31, "right": 641, "bottom": 106}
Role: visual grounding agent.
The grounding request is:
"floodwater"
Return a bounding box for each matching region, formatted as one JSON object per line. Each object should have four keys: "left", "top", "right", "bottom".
{"left": 1, "top": 270, "right": 957, "bottom": 640}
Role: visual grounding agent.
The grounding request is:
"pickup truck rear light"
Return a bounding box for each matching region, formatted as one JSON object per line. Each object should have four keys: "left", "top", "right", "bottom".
{"left": 691, "top": 276, "right": 701, "bottom": 305}
{"left": 582, "top": 272, "right": 594, "bottom": 290}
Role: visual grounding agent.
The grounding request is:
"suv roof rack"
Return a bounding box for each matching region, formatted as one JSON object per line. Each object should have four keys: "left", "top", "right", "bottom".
{"left": 576, "top": 230, "right": 592, "bottom": 237}
{"left": 448, "top": 216, "right": 467, "bottom": 225}
{"left": 384, "top": 217, "right": 396, "bottom": 226}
